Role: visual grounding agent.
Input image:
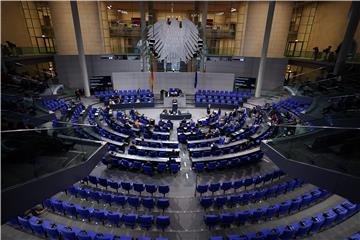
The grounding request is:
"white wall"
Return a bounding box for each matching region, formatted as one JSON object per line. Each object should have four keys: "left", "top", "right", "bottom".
{"left": 112, "top": 72, "right": 235, "bottom": 94}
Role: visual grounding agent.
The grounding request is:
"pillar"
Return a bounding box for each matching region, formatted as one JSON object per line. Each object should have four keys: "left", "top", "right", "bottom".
{"left": 333, "top": 2, "right": 360, "bottom": 75}
{"left": 70, "top": 1, "right": 90, "bottom": 97}
{"left": 200, "top": 1, "right": 208, "bottom": 72}
{"left": 255, "top": 1, "right": 275, "bottom": 98}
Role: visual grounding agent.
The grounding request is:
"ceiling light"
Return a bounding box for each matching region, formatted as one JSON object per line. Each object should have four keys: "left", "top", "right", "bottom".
{"left": 215, "top": 12, "right": 224, "bottom": 16}
{"left": 107, "top": 5, "right": 112, "bottom": 10}
{"left": 231, "top": 8, "right": 236, "bottom": 12}
{"left": 117, "top": 9, "right": 128, "bottom": 14}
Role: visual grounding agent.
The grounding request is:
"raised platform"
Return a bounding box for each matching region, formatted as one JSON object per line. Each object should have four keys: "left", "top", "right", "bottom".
{"left": 195, "top": 102, "right": 243, "bottom": 109}
{"left": 164, "top": 95, "right": 186, "bottom": 108}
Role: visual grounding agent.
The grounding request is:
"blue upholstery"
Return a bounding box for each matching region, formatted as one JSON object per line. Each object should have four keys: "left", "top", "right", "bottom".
{"left": 157, "top": 198, "right": 170, "bottom": 211}
{"left": 138, "top": 215, "right": 153, "bottom": 229}
{"left": 142, "top": 198, "right": 155, "bottom": 210}
{"left": 133, "top": 183, "right": 145, "bottom": 195}
{"left": 145, "top": 184, "right": 157, "bottom": 196}
{"left": 158, "top": 185, "right": 170, "bottom": 196}
{"left": 156, "top": 216, "right": 170, "bottom": 230}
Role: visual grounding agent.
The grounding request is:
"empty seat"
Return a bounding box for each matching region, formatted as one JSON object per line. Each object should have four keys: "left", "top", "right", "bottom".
{"left": 156, "top": 216, "right": 170, "bottom": 230}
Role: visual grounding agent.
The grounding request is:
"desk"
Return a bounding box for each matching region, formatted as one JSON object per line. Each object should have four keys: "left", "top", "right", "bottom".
{"left": 134, "top": 137, "right": 178, "bottom": 145}
{"left": 96, "top": 117, "right": 130, "bottom": 139}
{"left": 191, "top": 147, "right": 261, "bottom": 163}
{"left": 187, "top": 137, "right": 220, "bottom": 145}
{"left": 110, "top": 102, "right": 155, "bottom": 109}
{"left": 109, "top": 151, "right": 181, "bottom": 163}
{"left": 82, "top": 126, "right": 125, "bottom": 151}
{"left": 160, "top": 112, "right": 192, "bottom": 120}
{"left": 134, "top": 145, "right": 180, "bottom": 153}
{"left": 188, "top": 139, "right": 248, "bottom": 152}
{"left": 164, "top": 95, "right": 186, "bottom": 108}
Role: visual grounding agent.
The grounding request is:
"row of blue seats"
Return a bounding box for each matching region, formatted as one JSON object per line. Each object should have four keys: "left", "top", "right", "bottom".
{"left": 43, "top": 98, "right": 74, "bottom": 112}
{"left": 44, "top": 198, "right": 170, "bottom": 229}
{"left": 66, "top": 186, "right": 170, "bottom": 211}
{"left": 95, "top": 89, "right": 153, "bottom": 97}
{"left": 83, "top": 175, "right": 170, "bottom": 196}
{"left": 102, "top": 112, "right": 136, "bottom": 137}
{"left": 196, "top": 95, "right": 245, "bottom": 101}
{"left": 196, "top": 169, "right": 284, "bottom": 195}
{"left": 346, "top": 233, "right": 360, "bottom": 240}
{"left": 198, "top": 114, "right": 220, "bottom": 127}
{"left": 196, "top": 90, "right": 252, "bottom": 97}
{"left": 70, "top": 105, "right": 96, "bottom": 140}
{"left": 204, "top": 188, "right": 329, "bottom": 228}
{"left": 14, "top": 216, "right": 168, "bottom": 240}
{"left": 106, "top": 97, "right": 154, "bottom": 105}
{"left": 199, "top": 179, "right": 305, "bottom": 209}
{"left": 102, "top": 158, "right": 181, "bottom": 175}
{"left": 144, "top": 132, "right": 170, "bottom": 141}
{"left": 196, "top": 98, "right": 243, "bottom": 106}
{"left": 191, "top": 142, "right": 256, "bottom": 158}
{"left": 209, "top": 200, "right": 359, "bottom": 240}
{"left": 193, "top": 152, "right": 263, "bottom": 172}
{"left": 128, "top": 148, "right": 177, "bottom": 158}
{"left": 132, "top": 140, "right": 178, "bottom": 149}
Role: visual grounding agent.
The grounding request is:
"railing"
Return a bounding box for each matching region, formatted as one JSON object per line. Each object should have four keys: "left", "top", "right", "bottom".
{"left": 3, "top": 47, "right": 56, "bottom": 57}
{"left": 285, "top": 50, "right": 360, "bottom": 63}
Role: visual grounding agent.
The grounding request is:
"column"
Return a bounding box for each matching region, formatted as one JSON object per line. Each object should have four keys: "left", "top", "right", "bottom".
{"left": 333, "top": 2, "right": 360, "bottom": 75}
{"left": 140, "top": 1, "right": 146, "bottom": 72}
{"left": 200, "top": 1, "right": 208, "bottom": 72}
{"left": 70, "top": 1, "right": 90, "bottom": 97}
{"left": 255, "top": 1, "right": 275, "bottom": 98}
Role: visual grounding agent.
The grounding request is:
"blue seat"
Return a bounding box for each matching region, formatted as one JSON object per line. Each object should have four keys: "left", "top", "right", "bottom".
{"left": 113, "top": 195, "right": 127, "bottom": 208}
{"left": 322, "top": 210, "right": 337, "bottom": 229}
{"left": 133, "top": 183, "right": 145, "bottom": 195}
{"left": 156, "top": 216, "right": 170, "bottom": 230}
{"left": 204, "top": 214, "right": 219, "bottom": 229}
{"left": 59, "top": 226, "right": 76, "bottom": 240}
{"left": 221, "top": 181, "right": 232, "bottom": 193}
{"left": 278, "top": 200, "right": 292, "bottom": 216}
{"left": 289, "top": 197, "right": 302, "bottom": 212}
{"left": 157, "top": 163, "right": 167, "bottom": 174}
{"left": 235, "top": 210, "right": 250, "bottom": 224}
{"left": 123, "top": 213, "right": 137, "bottom": 228}
{"left": 43, "top": 222, "right": 60, "bottom": 239}
{"left": 233, "top": 180, "right": 243, "bottom": 192}
{"left": 138, "top": 215, "right": 153, "bottom": 230}
{"left": 194, "top": 162, "right": 205, "bottom": 172}
{"left": 214, "top": 196, "right": 227, "bottom": 208}
{"left": 243, "top": 178, "right": 253, "bottom": 189}
{"left": 145, "top": 184, "right": 157, "bottom": 196}
{"left": 265, "top": 204, "right": 279, "bottom": 219}
{"left": 91, "top": 209, "right": 106, "bottom": 224}
{"left": 101, "top": 193, "right": 113, "bottom": 205}
{"left": 108, "top": 181, "right": 120, "bottom": 192}
{"left": 51, "top": 199, "right": 65, "bottom": 214}
{"left": 267, "top": 228, "right": 282, "bottom": 240}
{"left": 157, "top": 198, "right": 170, "bottom": 212}
{"left": 296, "top": 218, "right": 312, "bottom": 237}
{"left": 29, "top": 220, "right": 45, "bottom": 236}
{"left": 251, "top": 208, "right": 266, "bottom": 222}
{"left": 89, "top": 191, "right": 102, "bottom": 203}
{"left": 128, "top": 196, "right": 141, "bottom": 209}
{"left": 143, "top": 165, "right": 153, "bottom": 176}
{"left": 63, "top": 202, "right": 77, "bottom": 218}
{"left": 170, "top": 163, "right": 180, "bottom": 174}
{"left": 98, "top": 178, "right": 108, "bottom": 189}
{"left": 158, "top": 185, "right": 170, "bottom": 197}
{"left": 209, "top": 183, "right": 221, "bottom": 194}
{"left": 121, "top": 182, "right": 132, "bottom": 193}
{"left": 228, "top": 195, "right": 240, "bottom": 207}
{"left": 209, "top": 236, "right": 224, "bottom": 240}
{"left": 76, "top": 230, "right": 93, "bottom": 240}
{"left": 207, "top": 162, "right": 217, "bottom": 171}
{"left": 196, "top": 184, "right": 208, "bottom": 196}
{"left": 142, "top": 198, "right": 155, "bottom": 210}
{"left": 220, "top": 213, "right": 235, "bottom": 228}
{"left": 94, "top": 233, "right": 112, "bottom": 240}
{"left": 107, "top": 211, "right": 121, "bottom": 227}
{"left": 200, "top": 197, "right": 213, "bottom": 210}
{"left": 333, "top": 205, "right": 348, "bottom": 222}
{"left": 309, "top": 214, "right": 325, "bottom": 233}
{"left": 76, "top": 206, "right": 90, "bottom": 221}
{"left": 88, "top": 175, "right": 98, "bottom": 185}
{"left": 279, "top": 223, "right": 298, "bottom": 240}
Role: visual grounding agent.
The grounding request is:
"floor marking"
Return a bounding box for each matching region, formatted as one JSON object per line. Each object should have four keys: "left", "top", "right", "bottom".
{"left": 184, "top": 162, "right": 187, "bottom": 167}
{"left": 185, "top": 173, "right": 189, "bottom": 179}
{"left": 262, "top": 158, "right": 270, "bottom": 163}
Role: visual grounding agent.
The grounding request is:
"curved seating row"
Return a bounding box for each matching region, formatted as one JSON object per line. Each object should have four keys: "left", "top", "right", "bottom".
{"left": 103, "top": 156, "right": 181, "bottom": 175}
{"left": 102, "top": 111, "right": 137, "bottom": 137}
{"left": 144, "top": 132, "right": 170, "bottom": 141}
{"left": 196, "top": 90, "right": 252, "bottom": 98}
{"left": 346, "top": 233, "right": 360, "bottom": 240}
{"left": 66, "top": 186, "right": 170, "bottom": 211}
{"left": 199, "top": 179, "right": 305, "bottom": 209}
{"left": 132, "top": 139, "right": 179, "bottom": 149}
{"left": 196, "top": 169, "right": 284, "bottom": 195}
{"left": 44, "top": 198, "right": 170, "bottom": 229}
{"left": 204, "top": 188, "right": 329, "bottom": 228}
{"left": 82, "top": 176, "right": 170, "bottom": 196}
{"left": 16, "top": 215, "right": 168, "bottom": 240}
{"left": 209, "top": 200, "right": 359, "bottom": 240}
{"left": 42, "top": 98, "right": 74, "bottom": 112}
{"left": 128, "top": 146, "right": 179, "bottom": 158}
{"left": 192, "top": 151, "right": 263, "bottom": 171}
{"left": 95, "top": 89, "right": 153, "bottom": 97}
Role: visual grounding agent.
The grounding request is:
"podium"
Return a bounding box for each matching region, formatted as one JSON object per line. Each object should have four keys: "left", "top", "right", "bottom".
{"left": 164, "top": 94, "right": 186, "bottom": 108}
{"left": 172, "top": 99, "right": 178, "bottom": 113}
